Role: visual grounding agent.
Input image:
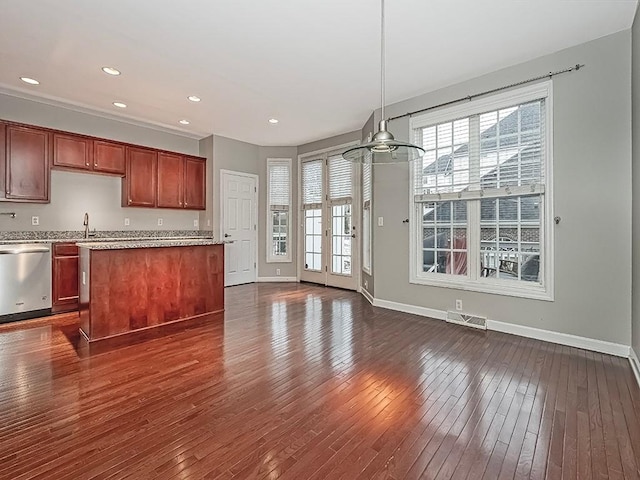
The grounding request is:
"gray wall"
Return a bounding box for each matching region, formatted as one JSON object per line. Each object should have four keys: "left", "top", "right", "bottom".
{"left": 198, "top": 135, "right": 214, "bottom": 231}
{"left": 371, "top": 31, "right": 632, "bottom": 346}
{"left": 361, "top": 112, "right": 375, "bottom": 296}
{"left": 298, "top": 130, "right": 361, "bottom": 156}
{"left": 0, "top": 94, "right": 202, "bottom": 232}
{"left": 633, "top": 9, "right": 640, "bottom": 356}
{"left": 211, "top": 134, "right": 260, "bottom": 240}
{"left": 258, "top": 146, "right": 298, "bottom": 279}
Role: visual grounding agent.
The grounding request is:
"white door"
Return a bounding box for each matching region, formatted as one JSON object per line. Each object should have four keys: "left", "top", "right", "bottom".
{"left": 221, "top": 170, "right": 257, "bottom": 286}
{"left": 299, "top": 151, "right": 359, "bottom": 290}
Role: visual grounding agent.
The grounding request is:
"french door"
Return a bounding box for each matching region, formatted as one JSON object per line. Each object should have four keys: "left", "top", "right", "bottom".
{"left": 299, "top": 150, "right": 359, "bottom": 290}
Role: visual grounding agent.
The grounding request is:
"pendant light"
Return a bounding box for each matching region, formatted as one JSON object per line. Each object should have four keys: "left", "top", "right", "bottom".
{"left": 342, "top": 0, "right": 425, "bottom": 164}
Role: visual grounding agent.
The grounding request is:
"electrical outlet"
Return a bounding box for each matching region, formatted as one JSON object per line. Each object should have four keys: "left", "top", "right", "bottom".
{"left": 157, "top": 218, "right": 163, "bottom": 226}
{"left": 207, "top": 219, "right": 211, "bottom": 227}
{"left": 455, "top": 299, "right": 463, "bottom": 311}
{"left": 377, "top": 216, "right": 384, "bottom": 227}
{"left": 193, "top": 219, "right": 199, "bottom": 227}
{"left": 276, "top": 268, "right": 280, "bottom": 276}
{"left": 364, "top": 279, "right": 368, "bottom": 289}
{"left": 124, "top": 218, "right": 130, "bottom": 226}
{"left": 31, "top": 216, "right": 39, "bottom": 226}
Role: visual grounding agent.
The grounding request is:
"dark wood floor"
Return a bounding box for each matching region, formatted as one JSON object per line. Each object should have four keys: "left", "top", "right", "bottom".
{"left": 1, "top": 283, "right": 639, "bottom": 479}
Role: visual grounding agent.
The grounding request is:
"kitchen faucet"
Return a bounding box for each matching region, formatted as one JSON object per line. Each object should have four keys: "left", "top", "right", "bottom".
{"left": 83, "top": 212, "right": 90, "bottom": 239}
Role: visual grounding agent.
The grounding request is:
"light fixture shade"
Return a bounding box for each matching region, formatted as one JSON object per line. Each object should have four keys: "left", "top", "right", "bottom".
{"left": 342, "top": 120, "right": 425, "bottom": 164}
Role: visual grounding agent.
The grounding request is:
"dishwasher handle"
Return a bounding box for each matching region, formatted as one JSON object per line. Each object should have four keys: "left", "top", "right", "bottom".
{"left": 0, "top": 246, "right": 51, "bottom": 255}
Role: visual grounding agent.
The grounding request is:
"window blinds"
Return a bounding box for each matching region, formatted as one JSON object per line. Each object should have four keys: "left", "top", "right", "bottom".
{"left": 268, "top": 160, "right": 290, "bottom": 211}
{"left": 413, "top": 99, "right": 545, "bottom": 202}
{"left": 363, "top": 153, "right": 372, "bottom": 209}
{"left": 328, "top": 155, "right": 352, "bottom": 204}
{"left": 302, "top": 159, "right": 323, "bottom": 208}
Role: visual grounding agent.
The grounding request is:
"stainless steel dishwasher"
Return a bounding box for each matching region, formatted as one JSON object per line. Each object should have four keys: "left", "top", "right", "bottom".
{"left": 0, "top": 243, "right": 52, "bottom": 322}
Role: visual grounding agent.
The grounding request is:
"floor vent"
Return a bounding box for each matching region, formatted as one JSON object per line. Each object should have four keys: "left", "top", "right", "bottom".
{"left": 446, "top": 311, "right": 487, "bottom": 330}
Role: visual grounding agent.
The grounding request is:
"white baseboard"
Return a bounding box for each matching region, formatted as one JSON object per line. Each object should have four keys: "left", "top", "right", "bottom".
{"left": 361, "top": 288, "right": 374, "bottom": 305}
{"left": 486, "top": 319, "right": 630, "bottom": 358}
{"left": 257, "top": 276, "right": 298, "bottom": 283}
{"left": 371, "top": 297, "right": 630, "bottom": 358}
{"left": 630, "top": 348, "right": 640, "bottom": 388}
{"left": 373, "top": 298, "right": 447, "bottom": 321}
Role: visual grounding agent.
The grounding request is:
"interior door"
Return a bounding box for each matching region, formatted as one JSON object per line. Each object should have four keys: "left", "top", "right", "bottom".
{"left": 221, "top": 170, "right": 257, "bottom": 286}
{"left": 299, "top": 152, "right": 359, "bottom": 290}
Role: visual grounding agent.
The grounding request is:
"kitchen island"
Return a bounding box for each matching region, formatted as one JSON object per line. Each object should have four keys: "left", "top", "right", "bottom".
{"left": 77, "top": 239, "right": 224, "bottom": 342}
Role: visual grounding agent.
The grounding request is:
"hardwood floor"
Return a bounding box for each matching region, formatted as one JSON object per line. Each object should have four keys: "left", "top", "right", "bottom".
{"left": 0, "top": 283, "right": 639, "bottom": 479}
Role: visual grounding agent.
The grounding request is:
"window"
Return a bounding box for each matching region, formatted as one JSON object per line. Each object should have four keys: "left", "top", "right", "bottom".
{"left": 409, "top": 82, "right": 553, "bottom": 300}
{"left": 302, "top": 158, "right": 323, "bottom": 271}
{"left": 267, "top": 158, "right": 291, "bottom": 262}
{"left": 362, "top": 152, "right": 372, "bottom": 273}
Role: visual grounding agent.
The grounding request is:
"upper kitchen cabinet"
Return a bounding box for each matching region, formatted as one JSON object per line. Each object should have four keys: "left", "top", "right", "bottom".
{"left": 184, "top": 156, "right": 206, "bottom": 210}
{"left": 4, "top": 124, "right": 50, "bottom": 202}
{"left": 53, "top": 133, "right": 92, "bottom": 171}
{"left": 157, "top": 152, "right": 184, "bottom": 208}
{"left": 123, "top": 146, "right": 157, "bottom": 207}
{"left": 93, "top": 140, "right": 126, "bottom": 175}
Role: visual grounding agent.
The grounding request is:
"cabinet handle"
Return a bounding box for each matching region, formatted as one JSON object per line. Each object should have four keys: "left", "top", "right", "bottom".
{"left": 85, "top": 162, "right": 89, "bottom": 166}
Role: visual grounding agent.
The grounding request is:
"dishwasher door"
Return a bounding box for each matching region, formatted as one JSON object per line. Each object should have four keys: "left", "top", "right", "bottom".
{"left": 0, "top": 243, "right": 52, "bottom": 318}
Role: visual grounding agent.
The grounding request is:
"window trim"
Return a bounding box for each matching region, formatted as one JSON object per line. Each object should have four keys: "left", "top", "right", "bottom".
{"left": 408, "top": 82, "right": 554, "bottom": 301}
{"left": 266, "top": 158, "right": 292, "bottom": 263}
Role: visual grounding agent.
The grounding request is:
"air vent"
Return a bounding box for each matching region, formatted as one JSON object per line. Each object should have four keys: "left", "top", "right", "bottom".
{"left": 446, "top": 310, "right": 487, "bottom": 330}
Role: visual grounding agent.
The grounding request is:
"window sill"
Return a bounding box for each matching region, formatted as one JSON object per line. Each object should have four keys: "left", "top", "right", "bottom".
{"left": 266, "top": 257, "right": 292, "bottom": 264}
{"left": 409, "top": 275, "right": 553, "bottom": 301}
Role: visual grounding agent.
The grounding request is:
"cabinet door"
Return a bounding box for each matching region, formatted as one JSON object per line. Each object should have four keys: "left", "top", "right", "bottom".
{"left": 124, "top": 147, "right": 157, "bottom": 207}
{"left": 53, "top": 133, "right": 92, "bottom": 170}
{"left": 5, "top": 125, "right": 50, "bottom": 201}
{"left": 184, "top": 157, "right": 206, "bottom": 210}
{"left": 53, "top": 254, "right": 79, "bottom": 312}
{"left": 157, "top": 152, "right": 184, "bottom": 208}
{"left": 94, "top": 140, "right": 125, "bottom": 175}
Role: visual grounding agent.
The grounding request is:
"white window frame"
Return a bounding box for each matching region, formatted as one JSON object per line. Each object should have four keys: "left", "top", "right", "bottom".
{"left": 409, "top": 82, "right": 554, "bottom": 301}
{"left": 266, "top": 158, "right": 292, "bottom": 263}
{"left": 362, "top": 154, "right": 372, "bottom": 274}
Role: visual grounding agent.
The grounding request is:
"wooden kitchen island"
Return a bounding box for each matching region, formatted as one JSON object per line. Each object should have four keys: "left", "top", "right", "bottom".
{"left": 77, "top": 239, "right": 224, "bottom": 342}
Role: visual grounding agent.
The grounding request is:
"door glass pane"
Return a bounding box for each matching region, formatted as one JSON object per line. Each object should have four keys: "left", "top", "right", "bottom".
{"left": 331, "top": 204, "right": 352, "bottom": 275}
{"left": 304, "top": 209, "right": 322, "bottom": 271}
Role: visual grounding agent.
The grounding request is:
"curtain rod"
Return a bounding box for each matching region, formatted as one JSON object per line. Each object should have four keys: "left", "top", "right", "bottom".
{"left": 386, "top": 63, "right": 584, "bottom": 122}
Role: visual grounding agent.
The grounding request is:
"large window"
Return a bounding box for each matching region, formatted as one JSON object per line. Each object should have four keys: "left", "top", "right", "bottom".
{"left": 409, "top": 83, "right": 553, "bottom": 300}
{"left": 267, "top": 158, "right": 291, "bottom": 263}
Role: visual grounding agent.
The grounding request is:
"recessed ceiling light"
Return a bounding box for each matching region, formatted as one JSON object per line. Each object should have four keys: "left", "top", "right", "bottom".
{"left": 187, "top": 95, "right": 201, "bottom": 102}
{"left": 179, "top": 119, "right": 190, "bottom": 125}
{"left": 269, "top": 118, "right": 279, "bottom": 124}
{"left": 113, "top": 102, "right": 127, "bottom": 108}
{"left": 20, "top": 77, "right": 39, "bottom": 85}
{"left": 102, "top": 66, "right": 121, "bottom": 76}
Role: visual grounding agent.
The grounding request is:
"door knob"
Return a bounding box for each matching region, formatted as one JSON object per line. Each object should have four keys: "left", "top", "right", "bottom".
{"left": 351, "top": 234, "right": 356, "bottom": 238}
{"left": 224, "top": 233, "right": 231, "bottom": 238}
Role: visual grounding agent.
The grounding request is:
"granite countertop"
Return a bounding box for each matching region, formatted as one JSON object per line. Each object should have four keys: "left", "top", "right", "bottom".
{"left": 0, "top": 230, "right": 215, "bottom": 245}
{"left": 76, "top": 238, "right": 225, "bottom": 250}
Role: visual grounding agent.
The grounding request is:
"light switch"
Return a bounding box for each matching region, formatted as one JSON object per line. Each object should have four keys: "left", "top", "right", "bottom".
{"left": 124, "top": 218, "right": 130, "bottom": 226}
{"left": 377, "top": 216, "right": 384, "bottom": 227}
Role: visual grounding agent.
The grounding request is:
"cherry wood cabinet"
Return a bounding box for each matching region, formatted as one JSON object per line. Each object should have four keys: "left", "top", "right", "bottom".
{"left": 123, "top": 147, "right": 157, "bottom": 207}
{"left": 52, "top": 243, "right": 79, "bottom": 313}
{"left": 157, "top": 152, "right": 184, "bottom": 208}
{"left": 53, "top": 133, "right": 92, "bottom": 170}
{"left": 79, "top": 244, "right": 224, "bottom": 342}
{"left": 155, "top": 154, "right": 206, "bottom": 210}
{"left": 93, "top": 140, "right": 125, "bottom": 175}
{"left": 184, "top": 157, "right": 206, "bottom": 210}
{"left": 5, "top": 125, "right": 50, "bottom": 202}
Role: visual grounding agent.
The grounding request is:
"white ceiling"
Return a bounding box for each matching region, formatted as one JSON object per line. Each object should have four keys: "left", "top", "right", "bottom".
{"left": 0, "top": 1, "right": 637, "bottom": 146}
